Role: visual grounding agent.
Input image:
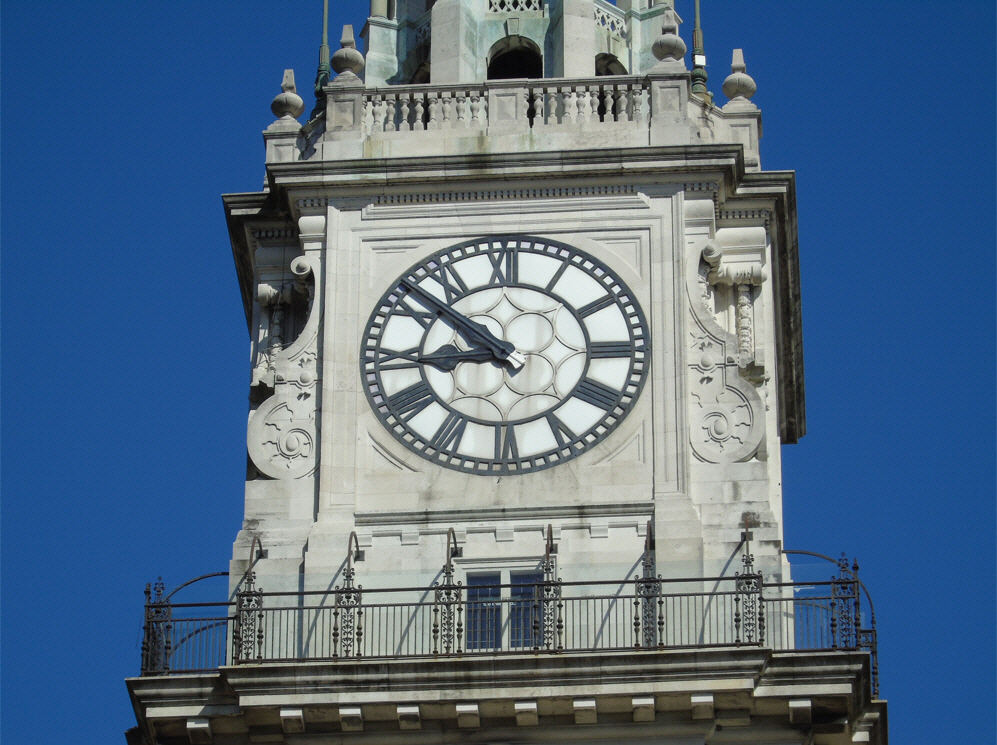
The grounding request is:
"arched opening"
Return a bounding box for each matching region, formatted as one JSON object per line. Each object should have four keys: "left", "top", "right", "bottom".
{"left": 595, "top": 53, "right": 627, "bottom": 76}
{"left": 486, "top": 35, "right": 543, "bottom": 80}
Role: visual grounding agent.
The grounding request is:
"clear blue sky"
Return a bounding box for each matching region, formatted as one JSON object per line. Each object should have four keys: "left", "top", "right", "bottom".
{"left": 2, "top": 2, "right": 994, "bottom": 743}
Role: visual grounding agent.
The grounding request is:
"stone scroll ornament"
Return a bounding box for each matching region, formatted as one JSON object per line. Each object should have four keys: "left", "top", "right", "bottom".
{"left": 687, "top": 234, "right": 766, "bottom": 463}
{"left": 247, "top": 255, "right": 320, "bottom": 479}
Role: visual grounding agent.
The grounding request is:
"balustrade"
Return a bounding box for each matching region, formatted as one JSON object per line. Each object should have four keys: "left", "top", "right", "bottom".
{"left": 360, "top": 77, "right": 650, "bottom": 136}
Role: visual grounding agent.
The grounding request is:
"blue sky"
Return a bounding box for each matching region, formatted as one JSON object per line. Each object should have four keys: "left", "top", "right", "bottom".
{"left": 2, "top": 1, "right": 994, "bottom": 743}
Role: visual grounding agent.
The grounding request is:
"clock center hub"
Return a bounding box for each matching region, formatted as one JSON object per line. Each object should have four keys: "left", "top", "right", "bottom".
{"left": 422, "top": 287, "right": 586, "bottom": 423}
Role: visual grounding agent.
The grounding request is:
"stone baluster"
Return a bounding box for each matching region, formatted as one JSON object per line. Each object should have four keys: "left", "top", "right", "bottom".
{"left": 383, "top": 93, "right": 397, "bottom": 132}
{"left": 562, "top": 87, "right": 577, "bottom": 124}
{"left": 614, "top": 85, "right": 628, "bottom": 122}
{"left": 371, "top": 95, "right": 387, "bottom": 132}
{"left": 413, "top": 93, "right": 426, "bottom": 131}
{"left": 531, "top": 87, "right": 545, "bottom": 126}
{"left": 469, "top": 93, "right": 485, "bottom": 127}
{"left": 576, "top": 88, "right": 590, "bottom": 123}
{"left": 552, "top": 86, "right": 566, "bottom": 125}
{"left": 427, "top": 91, "right": 441, "bottom": 130}
{"left": 580, "top": 86, "right": 592, "bottom": 123}
{"left": 454, "top": 92, "right": 468, "bottom": 128}
{"left": 441, "top": 91, "right": 454, "bottom": 129}
{"left": 399, "top": 93, "right": 412, "bottom": 131}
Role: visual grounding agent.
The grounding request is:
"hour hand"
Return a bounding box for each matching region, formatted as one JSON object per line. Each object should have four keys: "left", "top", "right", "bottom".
{"left": 418, "top": 344, "right": 496, "bottom": 372}
{"left": 400, "top": 279, "right": 525, "bottom": 370}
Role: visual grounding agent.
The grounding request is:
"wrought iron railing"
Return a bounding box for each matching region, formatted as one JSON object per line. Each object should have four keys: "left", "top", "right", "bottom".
{"left": 139, "top": 553, "right": 879, "bottom": 696}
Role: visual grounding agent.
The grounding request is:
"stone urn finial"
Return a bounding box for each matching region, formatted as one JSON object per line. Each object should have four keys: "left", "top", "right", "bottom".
{"left": 331, "top": 25, "right": 365, "bottom": 81}
{"left": 270, "top": 69, "right": 305, "bottom": 119}
{"left": 722, "top": 49, "right": 757, "bottom": 102}
{"left": 651, "top": 9, "right": 687, "bottom": 69}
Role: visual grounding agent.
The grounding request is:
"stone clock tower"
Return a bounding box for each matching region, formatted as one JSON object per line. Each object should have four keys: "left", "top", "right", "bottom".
{"left": 128, "top": 2, "right": 885, "bottom": 743}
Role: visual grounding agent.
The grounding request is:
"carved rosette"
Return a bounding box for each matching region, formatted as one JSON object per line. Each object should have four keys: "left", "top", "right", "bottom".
{"left": 247, "top": 252, "right": 321, "bottom": 479}
{"left": 688, "top": 321, "right": 763, "bottom": 463}
{"left": 247, "top": 392, "right": 317, "bottom": 478}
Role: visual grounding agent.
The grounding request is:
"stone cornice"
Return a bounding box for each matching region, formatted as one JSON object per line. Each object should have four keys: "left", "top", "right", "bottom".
{"left": 266, "top": 144, "right": 749, "bottom": 192}
{"left": 127, "top": 649, "right": 884, "bottom": 744}
{"left": 355, "top": 500, "right": 654, "bottom": 526}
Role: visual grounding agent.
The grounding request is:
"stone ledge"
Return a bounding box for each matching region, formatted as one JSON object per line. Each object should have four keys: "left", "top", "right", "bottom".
{"left": 128, "top": 648, "right": 884, "bottom": 744}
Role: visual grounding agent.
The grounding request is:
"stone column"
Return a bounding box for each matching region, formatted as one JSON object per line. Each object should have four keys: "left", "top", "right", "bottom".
{"left": 431, "top": 0, "right": 479, "bottom": 83}
{"left": 362, "top": 16, "right": 400, "bottom": 86}
{"left": 558, "top": 0, "right": 597, "bottom": 78}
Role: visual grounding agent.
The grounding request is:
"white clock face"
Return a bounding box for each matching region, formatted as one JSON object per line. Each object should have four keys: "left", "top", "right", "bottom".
{"left": 361, "top": 236, "right": 649, "bottom": 475}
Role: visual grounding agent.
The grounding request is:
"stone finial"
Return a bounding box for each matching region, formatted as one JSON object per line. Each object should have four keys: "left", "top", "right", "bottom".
{"left": 270, "top": 69, "right": 305, "bottom": 119}
{"left": 651, "top": 9, "right": 687, "bottom": 66}
{"left": 331, "top": 25, "right": 365, "bottom": 80}
{"left": 722, "top": 49, "right": 757, "bottom": 101}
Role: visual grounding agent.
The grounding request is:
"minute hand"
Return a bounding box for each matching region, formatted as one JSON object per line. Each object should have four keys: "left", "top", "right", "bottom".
{"left": 400, "top": 279, "right": 525, "bottom": 369}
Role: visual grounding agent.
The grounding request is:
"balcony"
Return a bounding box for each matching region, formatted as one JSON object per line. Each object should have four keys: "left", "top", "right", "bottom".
{"left": 138, "top": 547, "right": 879, "bottom": 699}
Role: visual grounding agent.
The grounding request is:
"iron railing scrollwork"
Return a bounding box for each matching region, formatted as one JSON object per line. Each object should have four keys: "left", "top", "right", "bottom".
{"left": 830, "top": 554, "right": 858, "bottom": 650}
{"left": 433, "top": 529, "right": 464, "bottom": 655}
{"left": 233, "top": 572, "right": 264, "bottom": 664}
{"left": 334, "top": 565, "right": 364, "bottom": 659}
{"left": 141, "top": 578, "right": 170, "bottom": 675}
{"left": 537, "top": 525, "right": 563, "bottom": 651}
{"left": 634, "top": 574, "right": 663, "bottom": 649}
{"left": 734, "top": 543, "right": 765, "bottom": 645}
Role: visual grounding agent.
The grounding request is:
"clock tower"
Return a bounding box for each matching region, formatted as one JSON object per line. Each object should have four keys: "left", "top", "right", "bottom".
{"left": 230, "top": 0, "right": 798, "bottom": 598}
{"left": 128, "top": 2, "right": 885, "bottom": 743}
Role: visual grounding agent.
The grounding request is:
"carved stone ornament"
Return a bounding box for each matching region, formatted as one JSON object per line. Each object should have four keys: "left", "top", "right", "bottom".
{"left": 247, "top": 253, "right": 321, "bottom": 479}
{"left": 687, "top": 319, "right": 763, "bottom": 463}
{"left": 247, "top": 391, "right": 317, "bottom": 479}
{"left": 699, "top": 227, "right": 767, "bottom": 368}
{"left": 686, "top": 229, "right": 766, "bottom": 464}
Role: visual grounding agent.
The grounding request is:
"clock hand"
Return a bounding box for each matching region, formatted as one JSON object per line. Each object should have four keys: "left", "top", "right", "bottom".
{"left": 399, "top": 279, "right": 526, "bottom": 370}
{"left": 418, "top": 344, "right": 497, "bottom": 372}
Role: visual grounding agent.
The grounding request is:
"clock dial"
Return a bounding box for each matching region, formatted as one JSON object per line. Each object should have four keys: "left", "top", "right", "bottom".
{"left": 361, "top": 236, "right": 650, "bottom": 475}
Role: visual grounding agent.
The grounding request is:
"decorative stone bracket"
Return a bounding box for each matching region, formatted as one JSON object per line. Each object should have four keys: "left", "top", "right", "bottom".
{"left": 251, "top": 258, "right": 315, "bottom": 391}
{"left": 701, "top": 226, "right": 767, "bottom": 369}
{"left": 246, "top": 216, "right": 325, "bottom": 480}
{"left": 685, "top": 208, "right": 767, "bottom": 464}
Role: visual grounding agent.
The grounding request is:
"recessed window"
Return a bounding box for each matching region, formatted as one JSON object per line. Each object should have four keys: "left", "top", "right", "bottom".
{"left": 466, "top": 570, "right": 544, "bottom": 650}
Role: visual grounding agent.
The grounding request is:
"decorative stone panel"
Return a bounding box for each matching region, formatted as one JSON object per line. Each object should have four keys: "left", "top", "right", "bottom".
{"left": 247, "top": 248, "right": 321, "bottom": 479}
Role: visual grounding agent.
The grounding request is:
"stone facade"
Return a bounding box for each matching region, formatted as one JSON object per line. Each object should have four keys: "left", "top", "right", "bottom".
{"left": 231, "top": 0, "right": 796, "bottom": 601}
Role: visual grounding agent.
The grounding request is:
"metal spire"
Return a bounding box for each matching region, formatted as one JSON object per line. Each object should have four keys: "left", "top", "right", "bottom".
{"left": 315, "top": 0, "right": 331, "bottom": 97}
{"left": 690, "top": 0, "right": 711, "bottom": 102}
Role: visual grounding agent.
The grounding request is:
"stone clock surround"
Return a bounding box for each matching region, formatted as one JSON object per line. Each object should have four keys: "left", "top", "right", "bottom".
{"left": 359, "top": 236, "right": 651, "bottom": 476}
